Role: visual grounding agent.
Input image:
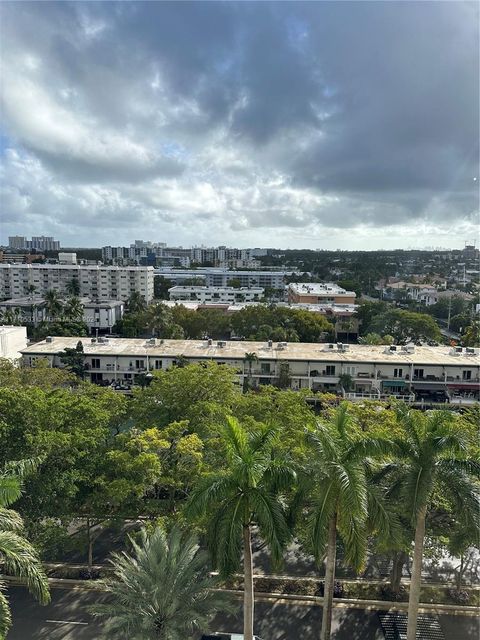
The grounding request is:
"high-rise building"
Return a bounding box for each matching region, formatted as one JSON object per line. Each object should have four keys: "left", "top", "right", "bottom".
{"left": 8, "top": 236, "right": 27, "bottom": 250}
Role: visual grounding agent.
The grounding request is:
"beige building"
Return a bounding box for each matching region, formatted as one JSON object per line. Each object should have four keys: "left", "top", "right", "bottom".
{"left": 21, "top": 337, "right": 480, "bottom": 405}
{"left": 288, "top": 283, "right": 356, "bottom": 305}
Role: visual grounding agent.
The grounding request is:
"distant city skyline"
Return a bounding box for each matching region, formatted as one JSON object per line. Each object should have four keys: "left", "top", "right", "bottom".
{"left": 1, "top": 2, "right": 478, "bottom": 250}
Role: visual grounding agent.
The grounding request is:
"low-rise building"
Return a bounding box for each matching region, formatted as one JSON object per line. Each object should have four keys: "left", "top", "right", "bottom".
{"left": 0, "top": 325, "right": 28, "bottom": 362}
{"left": 288, "top": 283, "right": 356, "bottom": 305}
{"left": 21, "top": 337, "right": 480, "bottom": 405}
{"left": 168, "top": 286, "right": 264, "bottom": 304}
{"left": 155, "top": 268, "right": 294, "bottom": 289}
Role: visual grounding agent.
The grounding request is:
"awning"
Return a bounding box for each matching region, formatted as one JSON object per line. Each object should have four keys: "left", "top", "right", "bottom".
{"left": 447, "top": 383, "right": 480, "bottom": 390}
{"left": 412, "top": 383, "right": 446, "bottom": 391}
{"left": 382, "top": 380, "right": 406, "bottom": 388}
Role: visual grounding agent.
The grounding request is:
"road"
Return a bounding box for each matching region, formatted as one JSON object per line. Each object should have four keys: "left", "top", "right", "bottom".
{"left": 7, "top": 586, "right": 479, "bottom": 640}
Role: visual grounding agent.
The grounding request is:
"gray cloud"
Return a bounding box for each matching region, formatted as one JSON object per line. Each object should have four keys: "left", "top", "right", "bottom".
{"left": 0, "top": 1, "right": 478, "bottom": 248}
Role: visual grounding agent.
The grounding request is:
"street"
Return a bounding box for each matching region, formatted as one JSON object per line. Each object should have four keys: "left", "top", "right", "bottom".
{"left": 7, "top": 586, "right": 479, "bottom": 640}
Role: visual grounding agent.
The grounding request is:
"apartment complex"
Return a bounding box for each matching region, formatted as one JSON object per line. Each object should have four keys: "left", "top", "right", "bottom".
{"left": 8, "top": 236, "right": 61, "bottom": 251}
{"left": 288, "top": 283, "right": 357, "bottom": 305}
{"left": 0, "top": 298, "right": 124, "bottom": 332}
{"left": 168, "top": 286, "right": 264, "bottom": 304}
{"left": 0, "top": 264, "right": 154, "bottom": 303}
{"left": 156, "top": 268, "right": 293, "bottom": 289}
{"left": 102, "top": 243, "right": 269, "bottom": 268}
{"left": 21, "top": 337, "right": 480, "bottom": 405}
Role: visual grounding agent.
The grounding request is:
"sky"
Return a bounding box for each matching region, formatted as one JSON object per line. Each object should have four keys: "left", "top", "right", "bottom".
{"left": 0, "top": 1, "right": 479, "bottom": 250}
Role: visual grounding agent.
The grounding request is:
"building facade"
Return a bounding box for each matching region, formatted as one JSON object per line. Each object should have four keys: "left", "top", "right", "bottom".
{"left": 168, "top": 286, "right": 264, "bottom": 304}
{"left": 0, "top": 325, "right": 28, "bottom": 362}
{"left": 155, "top": 268, "right": 294, "bottom": 289}
{"left": 0, "top": 264, "right": 154, "bottom": 303}
{"left": 21, "top": 337, "right": 480, "bottom": 405}
{"left": 288, "top": 283, "right": 357, "bottom": 305}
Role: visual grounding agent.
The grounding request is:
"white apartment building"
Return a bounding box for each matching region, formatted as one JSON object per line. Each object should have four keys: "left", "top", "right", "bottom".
{"left": 0, "top": 325, "right": 28, "bottom": 362}
{"left": 0, "top": 264, "right": 154, "bottom": 303}
{"left": 21, "top": 338, "right": 480, "bottom": 405}
{"left": 155, "top": 268, "right": 294, "bottom": 289}
{"left": 168, "top": 286, "right": 264, "bottom": 304}
{"left": 82, "top": 299, "right": 124, "bottom": 332}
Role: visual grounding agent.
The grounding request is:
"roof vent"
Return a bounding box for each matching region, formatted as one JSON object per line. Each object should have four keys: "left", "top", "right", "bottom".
{"left": 267, "top": 339, "right": 273, "bottom": 348}
{"left": 385, "top": 345, "right": 398, "bottom": 353}
{"left": 207, "top": 338, "right": 213, "bottom": 346}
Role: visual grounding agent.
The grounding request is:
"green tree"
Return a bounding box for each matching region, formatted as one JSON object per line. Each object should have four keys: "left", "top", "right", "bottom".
{"left": 384, "top": 408, "right": 479, "bottom": 640}
{"left": 58, "top": 340, "right": 86, "bottom": 379}
{"left": 90, "top": 526, "right": 230, "bottom": 640}
{"left": 0, "top": 460, "right": 50, "bottom": 638}
{"left": 153, "top": 276, "right": 174, "bottom": 300}
{"left": 126, "top": 292, "right": 147, "bottom": 314}
{"left": 462, "top": 321, "right": 480, "bottom": 347}
{"left": 65, "top": 277, "right": 81, "bottom": 296}
{"left": 306, "top": 404, "right": 396, "bottom": 640}
{"left": 44, "top": 289, "right": 63, "bottom": 319}
{"left": 243, "top": 352, "right": 258, "bottom": 390}
{"left": 187, "top": 417, "right": 295, "bottom": 640}
{"left": 227, "top": 278, "right": 242, "bottom": 288}
{"left": 369, "top": 308, "right": 441, "bottom": 344}
{"left": 63, "top": 296, "right": 84, "bottom": 321}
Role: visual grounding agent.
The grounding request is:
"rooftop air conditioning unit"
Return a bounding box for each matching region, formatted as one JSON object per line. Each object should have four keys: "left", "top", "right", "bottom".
{"left": 207, "top": 338, "right": 213, "bottom": 346}
{"left": 91, "top": 338, "right": 96, "bottom": 343}
{"left": 267, "top": 339, "right": 273, "bottom": 348}
{"left": 465, "top": 347, "right": 479, "bottom": 356}
{"left": 146, "top": 338, "right": 156, "bottom": 346}
{"left": 278, "top": 342, "right": 288, "bottom": 349}
{"left": 326, "top": 343, "right": 335, "bottom": 350}
{"left": 217, "top": 341, "right": 226, "bottom": 348}
{"left": 45, "top": 336, "right": 53, "bottom": 343}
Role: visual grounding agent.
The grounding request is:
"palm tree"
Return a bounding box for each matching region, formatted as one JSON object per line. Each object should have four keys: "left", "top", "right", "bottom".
{"left": 187, "top": 416, "right": 295, "bottom": 640}
{"left": 65, "top": 277, "right": 80, "bottom": 297}
{"left": 0, "top": 460, "right": 50, "bottom": 638}
{"left": 90, "top": 526, "right": 231, "bottom": 640}
{"left": 146, "top": 303, "right": 172, "bottom": 337}
{"left": 44, "top": 289, "right": 63, "bottom": 320}
{"left": 307, "top": 403, "right": 396, "bottom": 640}
{"left": 63, "top": 296, "right": 84, "bottom": 321}
{"left": 126, "top": 292, "right": 147, "bottom": 314}
{"left": 384, "top": 408, "right": 479, "bottom": 640}
{"left": 243, "top": 352, "right": 258, "bottom": 390}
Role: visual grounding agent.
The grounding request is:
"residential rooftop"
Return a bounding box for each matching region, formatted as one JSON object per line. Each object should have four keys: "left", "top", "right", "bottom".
{"left": 21, "top": 337, "right": 480, "bottom": 367}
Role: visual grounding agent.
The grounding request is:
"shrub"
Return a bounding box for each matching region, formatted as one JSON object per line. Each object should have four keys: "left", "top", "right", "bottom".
{"left": 447, "top": 589, "right": 470, "bottom": 605}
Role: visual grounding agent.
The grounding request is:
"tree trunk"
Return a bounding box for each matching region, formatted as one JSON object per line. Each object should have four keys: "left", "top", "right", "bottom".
{"left": 406, "top": 507, "right": 426, "bottom": 640}
{"left": 86, "top": 517, "right": 93, "bottom": 571}
{"left": 243, "top": 524, "right": 254, "bottom": 640}
{"left": 321, "top": 513, "right": 337, "bottom": 640}
{"left": 390, "top": 551, "right": 408, "bottom": 594}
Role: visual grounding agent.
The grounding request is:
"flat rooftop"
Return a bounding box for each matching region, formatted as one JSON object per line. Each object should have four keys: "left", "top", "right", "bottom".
{"left": 21, "top": 337, "right": 480, "bottom": 367}
{"left": 288, "top": 283, "right": 355, "bottom": 297}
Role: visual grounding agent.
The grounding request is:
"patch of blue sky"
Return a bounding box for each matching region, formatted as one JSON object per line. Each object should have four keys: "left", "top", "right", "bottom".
{"left": 160, "top": 141, "right": 189, "bottom": 161}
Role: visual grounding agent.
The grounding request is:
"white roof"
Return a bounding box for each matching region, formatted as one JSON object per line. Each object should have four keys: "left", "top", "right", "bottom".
{"left": 21, "top": 337, "right": 480, "bottom": 367}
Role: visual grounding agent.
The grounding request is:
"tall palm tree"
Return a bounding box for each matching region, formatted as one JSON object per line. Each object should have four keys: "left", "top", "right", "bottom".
{"left": 90, "top": 526, "right": 231, "bottom": 640}
{"left": 44, "top": 289, "right": 63, "bottom": 320}
{"left": 243, "top": 352, "right": 258, "bottom": 390}
{"left": 0, "top": 460, "right": 50, "bottom": 638}
{"left": 65, "top": 277, "right": 80, "bottom": 297}
{"left": 63, "top": 296, "right": 84, "bottom": 321}
{"left": 307, "top": 403, "right": 396, "bottom": 640}
{"left": 187, "top": 416, "right": 295, "bottom": 640}
{"left": 126, "top": 291, "right": 147, "bottom": 314}
{"left": 385, "top": 408, "right": 479, "bottom": 640}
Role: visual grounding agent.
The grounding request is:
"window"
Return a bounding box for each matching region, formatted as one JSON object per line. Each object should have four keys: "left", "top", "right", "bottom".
{"left": 91, "top": 358, "right": 101, "bottom": 369}
{"left": 326, "top": 365, "right": 336, "bottom": 376}
{"left": 261, "top": 362, "right": 271, "bottom": 374}
{"left": 135, "top": 359, "right": 145, "bottom": 369}
{"left": 344, "top": 365, "right": 356, "bottom": 376}
{"left": 463, "top": 370, "right": 472, "bottom": 380}
{"left": 414, "top": 368, "right": 424, "bottom": 379}
{"left": 154, "top": 360, "right": 162, "bottom": 370}
{"left": 394, "top": 368, "right": 403, "bottom": 378}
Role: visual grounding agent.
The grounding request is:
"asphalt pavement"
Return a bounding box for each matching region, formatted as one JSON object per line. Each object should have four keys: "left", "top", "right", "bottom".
{"left": 7, "top": 586, "right": 479, "bottom": 640}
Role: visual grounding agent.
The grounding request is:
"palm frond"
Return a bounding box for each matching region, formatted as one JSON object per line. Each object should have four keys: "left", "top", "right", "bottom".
{"left": 0, "top": 531, "right": 50, "bottom": 605}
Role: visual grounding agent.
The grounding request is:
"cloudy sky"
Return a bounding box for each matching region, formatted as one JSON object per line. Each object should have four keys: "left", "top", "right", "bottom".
{"left": 1, "top": 1, "right": 478, "bottom": 250}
